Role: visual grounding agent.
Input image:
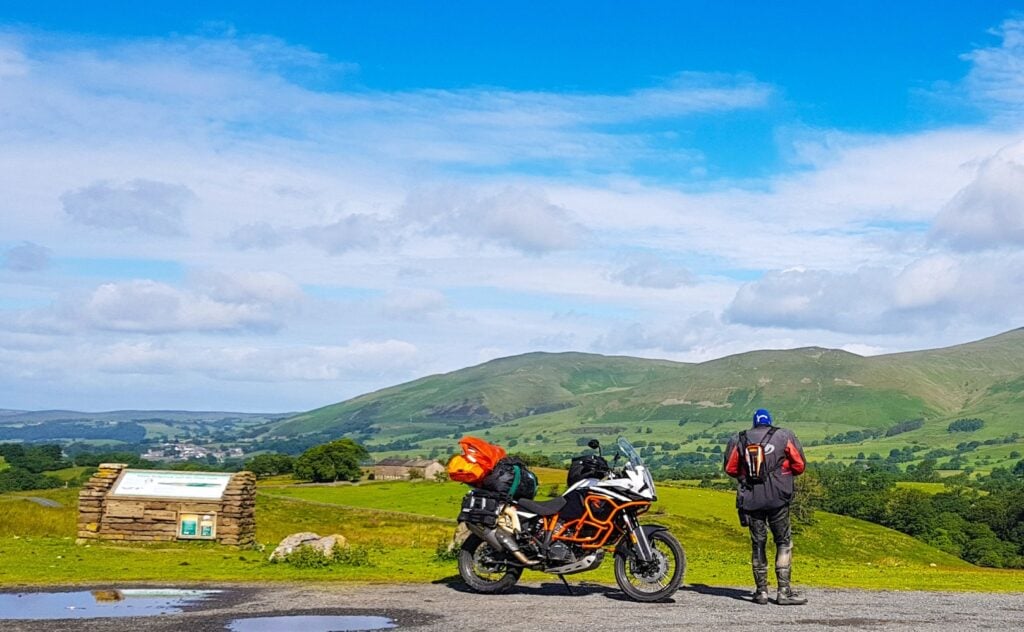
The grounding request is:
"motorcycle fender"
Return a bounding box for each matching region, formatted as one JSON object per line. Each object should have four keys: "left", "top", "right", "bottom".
{"left": 614, "top": 523, "right": 669, "bottom": 559}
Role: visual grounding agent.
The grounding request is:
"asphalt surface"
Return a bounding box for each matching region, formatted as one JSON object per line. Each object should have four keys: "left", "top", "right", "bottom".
{"left": 2, "top": 581, "right": 1023, "bottom": 631}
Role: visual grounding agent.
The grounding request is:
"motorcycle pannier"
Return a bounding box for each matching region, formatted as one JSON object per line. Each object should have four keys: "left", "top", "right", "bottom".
{"left": 480, "top": 456, "right": 538, "bottom": 500}
{"left": 567, "top": 454, "right": 611, "bottom": 486}
{"left": 458, "top": 488, "right": 506, "bottom": 527}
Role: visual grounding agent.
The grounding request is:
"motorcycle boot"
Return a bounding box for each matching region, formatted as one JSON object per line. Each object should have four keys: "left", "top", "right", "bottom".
{"left": 775, "top": 566, "right": 807, "bottom": 606}
{"left": 749, "top": 516, "right": 770, "bottom": 604}
{"left": 752, "top": 567, "right": 769, "bottom": 604}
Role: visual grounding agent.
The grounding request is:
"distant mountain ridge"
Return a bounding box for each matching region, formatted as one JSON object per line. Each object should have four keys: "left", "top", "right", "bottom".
{"left": 271, "top": 328, "right": 1024, "bottom": 458}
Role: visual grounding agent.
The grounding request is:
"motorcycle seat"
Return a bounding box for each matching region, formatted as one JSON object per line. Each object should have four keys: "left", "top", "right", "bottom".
{"left": 515, "top": 497, "right": 566, "bottom": 516}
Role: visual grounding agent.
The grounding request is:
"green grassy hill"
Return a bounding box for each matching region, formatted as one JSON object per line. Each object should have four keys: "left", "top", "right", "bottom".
{"left": 271, "top": 328, "right": 1024, "bottom": 471}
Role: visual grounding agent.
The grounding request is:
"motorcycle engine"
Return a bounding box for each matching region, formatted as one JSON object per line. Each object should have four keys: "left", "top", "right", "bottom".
{"left": 547, "top": 541, "right": 575, "bottom": 563}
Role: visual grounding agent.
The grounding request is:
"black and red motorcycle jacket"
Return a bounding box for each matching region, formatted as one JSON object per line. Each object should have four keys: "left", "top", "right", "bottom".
{"left": 723, "top": 425, "right": 806, "bottom": 512}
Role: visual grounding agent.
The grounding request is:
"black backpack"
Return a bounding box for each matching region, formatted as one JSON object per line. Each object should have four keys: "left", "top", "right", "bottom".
{"left": 480, "top": 457, "right": 539, "bottom": 500}
{"left": 739, "top": 427, "right": 778, "bottom": 483}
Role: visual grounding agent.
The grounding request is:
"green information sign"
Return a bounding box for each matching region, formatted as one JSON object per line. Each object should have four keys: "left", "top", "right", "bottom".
{"left": 180, "top": 518, "right": 197, "bottom": 537}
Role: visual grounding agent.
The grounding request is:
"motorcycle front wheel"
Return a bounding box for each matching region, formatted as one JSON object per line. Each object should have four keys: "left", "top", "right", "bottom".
{"left": 458, "top": 534, "right": 523, "bottom": 594}
{"left": 614, "top": 530, "right": 685, "bottom": 602}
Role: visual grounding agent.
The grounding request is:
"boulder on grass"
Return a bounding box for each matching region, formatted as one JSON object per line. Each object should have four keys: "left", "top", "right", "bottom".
{"left": 269, "top": 532, "right": 348, "bottom": 561}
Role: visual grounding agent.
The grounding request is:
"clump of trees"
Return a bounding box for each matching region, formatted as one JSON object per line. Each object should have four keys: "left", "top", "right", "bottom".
{"left": 244, "top": 453, "right": 294, "bottom": 478}
{"left": 948, "top": 418, "right": 985, "bottom": 433}
{"left": 0, "top": 443, "right": 66, "bottom": 492}
{"left": 293, "top": 439, "right": 368, "bottom": 483}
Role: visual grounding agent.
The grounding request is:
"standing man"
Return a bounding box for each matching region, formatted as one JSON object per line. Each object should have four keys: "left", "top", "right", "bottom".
{"left": 723, "top": 408, "right": 807, "bottom": 605}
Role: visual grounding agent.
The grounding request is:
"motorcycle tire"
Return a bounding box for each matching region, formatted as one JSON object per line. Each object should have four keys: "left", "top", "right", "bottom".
{"left": 458, "top": 534, "right": 523, "bottom": 594}
{"left": 613, "top": 530, "right": 685, "bottom": 602}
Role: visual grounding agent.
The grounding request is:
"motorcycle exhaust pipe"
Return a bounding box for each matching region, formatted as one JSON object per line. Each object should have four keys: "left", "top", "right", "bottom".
{"left": 493, "top": 527, "right": 538, "bottom": 566}
{"left": 466, "top": 524, "right": 536, "bottom": 566}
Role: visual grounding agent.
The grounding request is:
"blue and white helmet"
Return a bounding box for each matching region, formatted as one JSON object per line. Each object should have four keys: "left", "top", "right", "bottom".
{"left": 753, "top": 408, "right": 773, "bottom": 426}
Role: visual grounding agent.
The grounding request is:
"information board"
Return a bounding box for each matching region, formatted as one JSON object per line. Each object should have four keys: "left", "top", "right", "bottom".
{"left": 110, "top": 470, "right": 232, "bottom": 500}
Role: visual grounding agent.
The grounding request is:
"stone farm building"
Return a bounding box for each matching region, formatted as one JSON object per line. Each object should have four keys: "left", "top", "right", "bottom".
{"left": 372, "top": 458, "right": 444, "bottom": 481}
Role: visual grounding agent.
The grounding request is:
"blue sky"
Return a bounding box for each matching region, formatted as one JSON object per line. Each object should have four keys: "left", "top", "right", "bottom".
{"left": 1, "top": 3, "right": 1024, "bottom": 411}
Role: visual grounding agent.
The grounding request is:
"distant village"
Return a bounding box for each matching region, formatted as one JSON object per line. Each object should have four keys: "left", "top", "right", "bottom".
{"left": 141, "top": 443, "right": 245, "bottom": 463}
{"left": 139, "top": 441, "right": 444, "bottom": 481}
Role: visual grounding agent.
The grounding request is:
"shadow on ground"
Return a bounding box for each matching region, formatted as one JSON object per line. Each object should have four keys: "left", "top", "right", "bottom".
{"left": 685, "top": 584, "right": 753, "bottom": 603}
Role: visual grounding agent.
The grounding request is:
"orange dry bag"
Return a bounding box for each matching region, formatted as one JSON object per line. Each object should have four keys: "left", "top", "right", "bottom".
{"left": 447, "top": 454, "right": 486, "bottom": 484}
{"left": 458, "top": 436, "right": 506, "bottom": 473}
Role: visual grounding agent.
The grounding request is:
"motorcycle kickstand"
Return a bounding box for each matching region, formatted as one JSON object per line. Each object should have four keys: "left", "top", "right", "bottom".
{"left": 558, "top": 574, "right": 575, "bottom": 596}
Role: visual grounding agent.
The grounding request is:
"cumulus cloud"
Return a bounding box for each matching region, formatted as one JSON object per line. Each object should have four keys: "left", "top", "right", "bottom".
{"left": 610, "top": 254, "right": 695, "bottom": 289}
{"left": 724, "top": 255, "right": 1023, "bottom": 335}
{"left": 60, "top": 179, "right": 195, "bottom": 236}
{"left": 930, "top": 151, "right": 1024, "bottom": 250}
{"left": 301, "top": 213, "right": 389, "bottom": 254}
{"left": 63, "top": 271, "right": 305, "bottom": 334}
{"left": 593, "top": 312, "right": 723, "bottom": 354}
{"left": 2, "top": 241, "right": 50, "bottom": 272}
{"left": 401, "top": 187, "right": 584, "bottom": 253}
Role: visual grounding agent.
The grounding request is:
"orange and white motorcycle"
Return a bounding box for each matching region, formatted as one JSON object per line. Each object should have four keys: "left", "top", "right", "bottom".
{"left": 456, "top": 437, "right": 684, "bottom": 602}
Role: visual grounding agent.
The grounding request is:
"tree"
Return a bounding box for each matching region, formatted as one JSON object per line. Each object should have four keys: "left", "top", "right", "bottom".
{"left": 245, "top": 453, "right": 294, "bottom": 478}
{"left": 294, "top": 439, "right": 368, "bottom": 483}
{"left": 907, "top": 458, "right": 939, "bottom": 482}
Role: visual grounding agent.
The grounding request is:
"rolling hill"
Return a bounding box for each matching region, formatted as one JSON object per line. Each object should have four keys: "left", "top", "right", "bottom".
{"left": 271, "top": 328, "right": 1024, "bottom": 469}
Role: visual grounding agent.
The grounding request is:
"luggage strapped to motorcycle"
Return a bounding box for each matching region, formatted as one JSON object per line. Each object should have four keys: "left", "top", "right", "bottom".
{"left": 458, "top": 488, "right": 506, "bottom": 527}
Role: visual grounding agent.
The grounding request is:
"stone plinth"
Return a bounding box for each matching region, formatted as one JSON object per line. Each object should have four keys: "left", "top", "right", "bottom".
{"left": 77, "top": 464, "right": 256, "bottom": 546}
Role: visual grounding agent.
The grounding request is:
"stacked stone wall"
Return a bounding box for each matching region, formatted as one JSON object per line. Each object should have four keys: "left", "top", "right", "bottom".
{"left": 77, "top": 464, "right": 256, "bottom": 546}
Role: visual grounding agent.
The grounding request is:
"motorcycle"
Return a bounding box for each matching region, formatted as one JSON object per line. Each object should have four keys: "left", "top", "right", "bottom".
{"left": 456, "top": 437, "right": 685, "bottom": 602}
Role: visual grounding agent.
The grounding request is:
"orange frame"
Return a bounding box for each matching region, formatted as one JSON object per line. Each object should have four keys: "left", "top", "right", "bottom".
{"left": 544, "top": 495, "right": 650, "bottom": 550}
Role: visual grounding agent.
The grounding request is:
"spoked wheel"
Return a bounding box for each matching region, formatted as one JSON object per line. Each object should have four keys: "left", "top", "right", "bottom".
{"left": 614, "top": 530, "right": 685, "bottom": 602}
{"left": 458, "top": 534, "right": 523, "bottom": 594}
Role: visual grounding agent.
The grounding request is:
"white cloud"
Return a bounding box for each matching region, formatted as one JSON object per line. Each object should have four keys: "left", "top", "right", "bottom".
{"left": 610, "top": 254, "right": 695, "bottom": 289}
{"left": 593, "top": 311, "right": 724, "bottom": 354}
{"left": 961, "top": 19, "right": 1024, "bottom": 119}
{"left": 60, "top": 179, "right": 194, "bottom": 236}
{"left": 930, "top": 148, "right": 1024, "bottom": 250}
{"left": 401, "top": 186, "right": 585, "bottom": 254}
{"left": 724, "top": 254, "right": 1024, "bottom": 335}
{"left": 301, "top": 213, "right": 390, "bottom": 254}
{"left": 10, "top": 271, "right": 308, "bottom": 335}
{"left": 2, "top": 241, "right": 50, "bottom": 272}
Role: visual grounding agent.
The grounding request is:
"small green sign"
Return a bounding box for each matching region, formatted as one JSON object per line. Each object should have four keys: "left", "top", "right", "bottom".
{"left": 180, "top": 518, "right": 197, "bottom": 536}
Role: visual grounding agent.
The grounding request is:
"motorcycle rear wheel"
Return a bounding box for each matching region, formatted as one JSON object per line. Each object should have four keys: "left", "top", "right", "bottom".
{"left": 458, "top": 534, "right": 523, "bottom": 594}
{"left": 614, "top": 530, "right": 685, "bottom": 602}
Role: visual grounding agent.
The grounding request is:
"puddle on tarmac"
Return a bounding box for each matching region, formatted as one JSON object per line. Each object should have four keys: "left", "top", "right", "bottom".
{"left": 228, "top": 615, "right": 397, "bottom": 632}
{"left": 0, "top": 588, "right": 219, "bottom": 620}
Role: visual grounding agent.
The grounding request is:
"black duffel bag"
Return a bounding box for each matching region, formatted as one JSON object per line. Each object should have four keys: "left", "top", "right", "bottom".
{"left": 480, "top": 456, "right": 538, "bottom": 500}
{"left": 567, "top": 454, "right": 610, "bottom": 486}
